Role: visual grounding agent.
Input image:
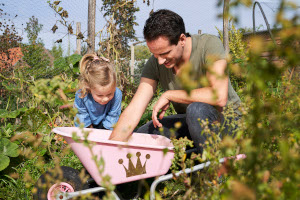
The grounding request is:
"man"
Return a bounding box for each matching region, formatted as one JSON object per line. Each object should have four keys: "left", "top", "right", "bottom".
{"left": 109, "top": 9, "right": 241, "bottom": 153}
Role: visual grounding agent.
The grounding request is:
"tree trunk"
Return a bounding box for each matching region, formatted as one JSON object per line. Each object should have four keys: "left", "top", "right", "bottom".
{"left": 87, "top": 0, "right": 96, "bottom": 54}
{"left": 130, "top": 44, "right": 135, "bottom": 82}
{"left": 75, "top": 22, "right": 81, "bottom": 55}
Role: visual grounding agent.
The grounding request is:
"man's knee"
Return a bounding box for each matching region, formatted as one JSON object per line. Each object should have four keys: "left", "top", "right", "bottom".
{"left": 186, "top": 102, "right": 213, "bottom": 120}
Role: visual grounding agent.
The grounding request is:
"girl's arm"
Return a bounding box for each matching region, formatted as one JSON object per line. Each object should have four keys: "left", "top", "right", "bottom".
{"left": 74, "top": 92, "right": 93, "bottom": 128}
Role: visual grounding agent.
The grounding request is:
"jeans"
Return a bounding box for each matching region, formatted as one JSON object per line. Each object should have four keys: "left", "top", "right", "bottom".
{"left": 136, "top": 102, "right": 239, "bottom": 154}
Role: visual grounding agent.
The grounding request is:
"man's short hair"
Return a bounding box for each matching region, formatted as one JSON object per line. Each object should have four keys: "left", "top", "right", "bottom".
{"left": 143, "top": 9, "right": 186, "bottom": 45}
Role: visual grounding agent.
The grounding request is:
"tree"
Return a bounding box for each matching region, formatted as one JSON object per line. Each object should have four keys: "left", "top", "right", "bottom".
{"left": 134, "top": 44, "right": 151, "bottom": 61}
{"left": 0, "top": 4, "right": 23, "bottom": 63}
{"left": 0, "top": 4, "right": 23, "bottom": 108}
{"left": 21, "top": 16, "right": 51, "bottom": 79}
{"left": 101, "top": 0, "right": 140, "bottom": 58}
{"left": 24, "top": 16, "right": 43, "bottom": 45}
{"left": 50, "top": 43, "right": 64, "bottom": 60}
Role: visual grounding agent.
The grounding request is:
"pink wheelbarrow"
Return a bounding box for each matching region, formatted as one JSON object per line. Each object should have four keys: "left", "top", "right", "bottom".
{"left": 34, "top": 127, "right": 246, "bottom": 200}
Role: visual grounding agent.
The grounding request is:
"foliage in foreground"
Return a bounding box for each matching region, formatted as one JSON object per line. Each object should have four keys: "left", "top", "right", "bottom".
{"left": 0, "top": 0, "right": 299, "bottom": 200}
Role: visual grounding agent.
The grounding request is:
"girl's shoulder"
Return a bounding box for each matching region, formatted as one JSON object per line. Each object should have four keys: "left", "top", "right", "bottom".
{"left": 75, "top": 89, "right": 91, "bottom": 101}
{"left": 113, "top": 87, "right": 122, "bottom": 101}
{"left": 115, "top": 87, "right": 122, "bottom": 95}
{"left": 75, "top": 89, "right": 84, "bottom": 98}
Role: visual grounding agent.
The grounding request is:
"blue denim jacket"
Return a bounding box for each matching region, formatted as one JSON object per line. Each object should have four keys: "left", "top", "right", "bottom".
{"left": 74, "top": 88, "right": 122, "bottom": 130}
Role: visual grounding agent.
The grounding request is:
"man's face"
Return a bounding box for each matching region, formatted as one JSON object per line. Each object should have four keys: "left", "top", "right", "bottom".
{"left": 146, "top": 34, "right": 185, "bottom": 69}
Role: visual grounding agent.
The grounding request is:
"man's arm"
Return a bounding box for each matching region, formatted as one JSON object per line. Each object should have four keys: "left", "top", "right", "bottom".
{"left": 109, "top": 77, "right": 157, "bottom": 141}
{"left": 152, "top": 59, "right": 228, "bottom": 128}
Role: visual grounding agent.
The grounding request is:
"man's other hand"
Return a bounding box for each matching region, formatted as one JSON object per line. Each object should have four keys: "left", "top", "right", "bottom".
{"left": 152, "top": 93, "right": 170, "bottom": 128}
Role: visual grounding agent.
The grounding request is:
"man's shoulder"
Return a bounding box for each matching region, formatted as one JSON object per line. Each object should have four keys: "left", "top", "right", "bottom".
{"left": 143, "top": 54, "right": 160, "bottom": 70}
{"left": 192, "top": 34, "right": 221, "bottom": 44}
{"left": 191, "top": 34, "right": 224, "bottom": 57}
{"left": 141, "top": 54, "right": 161, "bottom": 82}
{"left": 147, "top": 54, "right": 158, "bottom": 64}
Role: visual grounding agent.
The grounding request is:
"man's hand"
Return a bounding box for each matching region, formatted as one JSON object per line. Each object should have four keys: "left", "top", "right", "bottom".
{"left": 152, "top": 93, "right": 170, "bottom": 128}
{"left": 109, "top": 77, "right": 157, "bottom": 141}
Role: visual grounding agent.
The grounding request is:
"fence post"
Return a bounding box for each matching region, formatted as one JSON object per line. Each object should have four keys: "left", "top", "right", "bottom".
{"left": 75, "top": 22, "right": 81, "bottom": 55}
{"left": 198, "top": 30, "right": 202, "bottom": 35}
{"left": 223, "top": 0, "right": 230, "bottom": 56}
{"left": 130, "top": 41, "right": 146, "bottom": 82}
{"left": 130, "top": 44, "right": 135, "bottom": 81}
{"left": 87, "top": 0, "right": 96, "bottom": 54}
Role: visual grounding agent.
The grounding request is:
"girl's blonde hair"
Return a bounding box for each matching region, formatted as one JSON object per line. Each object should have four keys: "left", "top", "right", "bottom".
{"left": 78, "top": 53, "right": 116, "bottom": 98}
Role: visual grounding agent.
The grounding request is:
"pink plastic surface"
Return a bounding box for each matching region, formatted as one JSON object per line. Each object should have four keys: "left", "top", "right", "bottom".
{"left": 52, "top": 127, "right": 174, "bottom": 185}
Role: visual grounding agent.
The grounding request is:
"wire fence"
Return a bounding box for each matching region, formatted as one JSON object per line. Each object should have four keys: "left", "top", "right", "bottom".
{"left": 1, "top": 0, "right": 297, "bottom": 82}
{"left": 2, "top": 1, "right": 288, "bottom": 56}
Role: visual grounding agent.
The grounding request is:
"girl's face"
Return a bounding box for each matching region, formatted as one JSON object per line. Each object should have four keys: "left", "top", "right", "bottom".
{"left": 90, "top": 84, "right": 116, "bottom": 105}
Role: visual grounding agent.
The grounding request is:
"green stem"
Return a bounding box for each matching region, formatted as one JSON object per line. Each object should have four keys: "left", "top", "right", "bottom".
{"left": 5, "top": 96, "right": 10, "bottom": 110}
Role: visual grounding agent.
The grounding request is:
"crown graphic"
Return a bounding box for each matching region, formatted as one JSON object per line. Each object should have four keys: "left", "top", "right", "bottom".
{"left": 118, "top": 152, "right": 151, "bottom": 177}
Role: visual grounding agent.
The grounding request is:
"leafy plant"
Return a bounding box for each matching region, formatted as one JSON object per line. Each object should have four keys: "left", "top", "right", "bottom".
{"left": 101, "top": 0, "right": 140, "bottom": 58}
{"left": 216, "top": 21, "right": 249, "bottom": 62}
{"left": 216, "top": 22, "right": 249, "bottom": 91}
{"left": 0, "top": 138, "right": 19, "bottom": 171}
{"left": 0, "top": 1, "right": 299, "bottom": 200}
{"left": 0, "top": 107, "right": 28, "bottom": 120}
{"left": 21, "top": 43, "right": 51, "bottom": 79}
{"left": 0, "top": 4, "right": 23, "bottom": 110}
{"left": 50, "top": 43, "right": 64, "bottom": 60}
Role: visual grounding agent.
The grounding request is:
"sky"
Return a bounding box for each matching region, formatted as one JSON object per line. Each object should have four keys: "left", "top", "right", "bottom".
{"left": 1, "top": 0, "right": 299, "bottom": 54}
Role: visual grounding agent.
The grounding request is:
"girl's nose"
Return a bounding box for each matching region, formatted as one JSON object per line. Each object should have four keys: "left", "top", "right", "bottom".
{"left": 102, "top": 97, "right": 109, "bottom": 102}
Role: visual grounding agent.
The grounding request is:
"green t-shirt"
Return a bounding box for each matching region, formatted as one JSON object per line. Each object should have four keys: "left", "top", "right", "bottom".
{"left": 141, "top": 34, "right": 241, "bottom": 114}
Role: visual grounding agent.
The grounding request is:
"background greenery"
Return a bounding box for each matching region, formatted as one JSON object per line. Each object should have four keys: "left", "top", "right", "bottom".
{"left": 0, "top": 0, "right": 299, "bottom": 199}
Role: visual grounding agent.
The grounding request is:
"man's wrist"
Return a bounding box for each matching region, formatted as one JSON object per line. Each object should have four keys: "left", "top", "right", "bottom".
{"left": 162, "top": 91, "right": 170, "bottom": 100}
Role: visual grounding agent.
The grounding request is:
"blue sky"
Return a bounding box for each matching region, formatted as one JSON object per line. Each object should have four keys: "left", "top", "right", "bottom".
{"left": 2, "top": 0, "right": 299, "bottom": 54}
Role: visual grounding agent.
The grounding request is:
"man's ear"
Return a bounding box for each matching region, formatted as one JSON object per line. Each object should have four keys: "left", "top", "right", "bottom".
{"left": 179, "top": 33, "right": 186, "bottom": 46}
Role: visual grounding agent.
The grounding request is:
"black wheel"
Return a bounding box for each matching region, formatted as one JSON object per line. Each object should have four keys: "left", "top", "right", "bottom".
{"left": 33, "top": 166, "right": 83, "bottom": 200}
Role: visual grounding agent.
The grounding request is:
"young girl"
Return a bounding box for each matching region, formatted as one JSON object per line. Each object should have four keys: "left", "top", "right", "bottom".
{"left": 74, "top": 53, "right": 122, "bottom": 130}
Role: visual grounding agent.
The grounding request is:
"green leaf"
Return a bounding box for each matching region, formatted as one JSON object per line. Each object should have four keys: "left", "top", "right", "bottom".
{"left": 0, "top": 138, "right": 19, "bottom": 157}
{"left": 0, "top": 109, "right": 8, "bottom": 118}
{"left": 16, "top": 108, "right": 50, "bottom": 134}
{"left": 54, "top": 57, "right": 68, "bottom": 70}
{"left": 0, "top": 107, "right": 28, "bottom": 119}
{"left": 67, "top": 54, "right": 82, "bottom": 65}
{"left": 2, "top": 82, "right": 18, "bottom": 91}
{"left": 53, "top": 54, "right": 81, "bottom": 73}
{"left": 0, "top": 155, "right": 10, "bottom": 171}
{"left": 1, "top": 123, "right": 15, "bottom": 137}
{"left": 163, "top": 148, "right": 169, "bottom": 155}
{"left": 37, "top": 148, "right": 47, "bottom": 156}
{"left": 8, "top": 107, "right": 28, "bottom": 118}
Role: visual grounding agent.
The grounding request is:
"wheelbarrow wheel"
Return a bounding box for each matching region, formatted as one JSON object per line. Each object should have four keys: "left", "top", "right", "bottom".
{"left": 33, "top": 166, "right": 83, "bottom": 200}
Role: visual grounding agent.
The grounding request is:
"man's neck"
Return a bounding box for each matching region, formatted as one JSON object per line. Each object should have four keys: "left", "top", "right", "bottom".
{"left": 174, "top": 36, "right": 192, "bottom": 75}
